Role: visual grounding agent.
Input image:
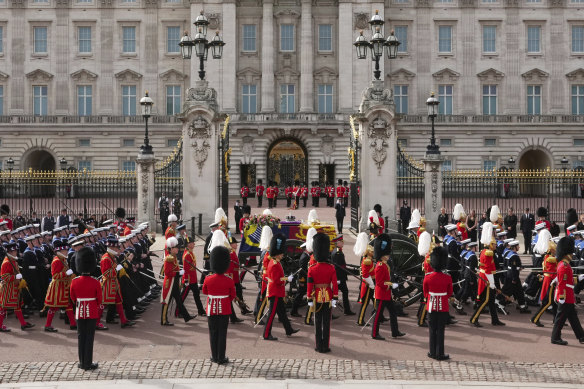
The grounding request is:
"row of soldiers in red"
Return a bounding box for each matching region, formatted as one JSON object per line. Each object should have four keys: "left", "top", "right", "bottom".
{"left": 240, "top": 181, "right": 280, "bottom": 208}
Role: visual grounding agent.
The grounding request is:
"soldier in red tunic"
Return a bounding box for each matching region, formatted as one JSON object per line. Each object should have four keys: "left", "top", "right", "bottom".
{"left": 273, "top": 184, "right": 279, "bottom": 207}
{"left": 255, "top": 179, "right": 265, "bottom": 208}
{"left": 285, "top": 183, "right": 294, "bottom": 208}
{"left": 43, "top": 238, "right": 77, "bottom": 332}
{"left": 202, "top": 245, "right": 236, "bottom": 364}
{"left": 266, "top": 183, "right": 275, "bottom": 209}
{"left": 531, "top": 230, "right": 556, "bottom": 327}
{"left": 335, "top": 179, "right": 344, "bottom": 206}
{"left": 161, "top": 237, "right": 195, "bottom": 326}
{"left": 180, "top": 236, "right": 206, "bottom": 316}
{"left": 301, "top": 183, "right": 308, "bottom": 207}
{"left": 551, "top": 237, "right": 584, "bottom": 345}
{"left": 263, "top": 234, "right": 299, "bottom": 340}
{"left": 355, "top": 232, "right": 375, "bottom": 326}
{"left": 307, "top": 233, "right": 338, "bottom": 353}
{"left": 227, "top": 236, "right": 248, "bottom": 321}
{"left": 70, "top": 247, "right": 102, "bottom": 370}
{"left": 0, "top": 205, "right": 13, "bottom": 231}
{"left": 0, "top": 241, "right": 35, "bottom": 332}
{"left": 371, "top": 234, "right": 405, "bottom": 340}
{"left": 240, "top": 183, "right": 250, "bottom": 206}
{"left": 423, "top": 246, "right": 453, "bottom": 360}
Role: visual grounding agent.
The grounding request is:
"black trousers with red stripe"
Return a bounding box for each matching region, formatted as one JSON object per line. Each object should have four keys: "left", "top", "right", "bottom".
{"left": 263, "top": 296, "right": 293, "bottom": 339}
{"left": 180, "top": 283, "right": 205, "bottom": 314}
{"left": 314, "top": 303, "right": 331, "bottom": 351}
{"left": 371, "top": 299, "right": 399, "bottom": 338}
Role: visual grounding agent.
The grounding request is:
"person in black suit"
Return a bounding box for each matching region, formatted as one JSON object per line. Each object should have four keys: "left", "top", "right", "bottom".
{"left": 335, "top": 198, "right": 345, "bottom": 233}
{"left": 520, "top": 208, "right": 535, "bottom": 254}
{"left": 399, "top": 201, "right": 411, "bottom": 235}
{"left": 503, "top": 208, "right": 518, "bottom": 239}
{"left": 234, "top": 200, "right": 243, "bottom": 234}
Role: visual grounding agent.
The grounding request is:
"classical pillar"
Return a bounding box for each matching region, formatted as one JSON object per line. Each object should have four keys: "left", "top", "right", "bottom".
{"left": 337, "top": 0, "right": 353, "bottom": 112}
{"left": 261, "top": 0, "right": 275, "bottom": 112}
{"left": 136, "top": 153, "right": 156, "bottom": 231}
{"left": 421, "top": 154, "right": 444, "bottom": 234}
{"left": 299, "top": 0, "right": 313, "bottom": 112}
{"left": 356, "top": 80, "right": 397, "bottom": 232}
{"left": 179, "top": 80, "right": 224, "bottom": 233}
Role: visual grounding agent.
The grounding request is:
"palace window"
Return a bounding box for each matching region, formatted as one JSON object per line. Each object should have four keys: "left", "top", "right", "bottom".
{"left": 318, "top": 24, "right": 332, "bottom": 52}
{"left": 242, "top": 84, "right": 257, "bottom": 114}
{"left": 527, "top": 85, "right": 541, "bottom": 115}
{"left": 122, "top": 160, "right": 136, "bottom": 172}
{"left": 33, "top": 27, "right": 48, "bottom": 54}
{"left": 123, "top": 139, "right": 135, "bottom": 147}
{"left": 572, "top": 26, "right": 584, "bottom": 53}
{"left": 438, "top": 85, "right": 453, "bottom": 115}
{"left": 79, "top": 139, "right": 91, "bottom": 147}
{"left": 438, "top": 26, "right": 452, "bottom": 53}
{"left": 317, "top": 84, "right": 333, "bottom": 114}
{"left": 280, "top": 84, "right": 295, "bottom": 113}
{"left": 78, "top": 26, "right": 91, "bottom": 53}
{"left": 482, "top": 84, "right": 497, "bottom": 115}
{"left": 78, "top": 160, "right": 92, "bottom": 171}
{"left": 122, "top": 26, "right": 136, "bottom": 53}
{"left": 242, "top": 25, "right": 257, "bottom": 52}
{"left": 394, "top": 26, "right": 407, "bottom": 53}
{"left": 122, "top": 85, "right": 137, "bottom": 116}
{"left": 572, "top": 85, "right": 584, "bottom": 114}
{"left": 483, "top": 26, "right": 496, "bottom": 53}
{"left": 527, "top": 26, "right": 541, "bottom": 53}
{"left": 280, "top": 24, "right": 295, "bottom": 52}
{"left": 33, "top": 85, "right": 48, "bottom": 116}
{"left": 166, "top": 85, "right": 181, "bottom": 115}
{"left": 167, "top": 26, "right": 180, "bottom": 53}
{"left": 77, "top": 85, "right": 92, "bottom": 116}
{"left": 483, "top": 160, "right": 497, "bottom": 171}
{"left": 393, "top": 85, "right": 408, "bottom": 114}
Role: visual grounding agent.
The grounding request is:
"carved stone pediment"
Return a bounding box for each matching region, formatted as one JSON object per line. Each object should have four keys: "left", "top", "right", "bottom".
{"left": 26, "top": 69, "right": 54, "bottom": 82}
{"left": 144, "top": 0, "right": 159, "bottom": 7}
{"left": 477, "top": 68, "right": 505, "bottom": 82}
{"left": 71, "top": 69, "right": 98, "bottom": 82}
{"left": 274, "top": 9, "right": 301, "bottom": 18}
{"left": 549, "top": 0, "right": 565, "bottom": 7}
{"left": 188, "top": 116, "right": 212, "bottom": 177}
{"left": 388, "top": 68, "right": 416, "bottom": 82}
{"left": 207, "top": 13, "right": 221, "bottom": 30}
{"left": 275, "top": 67, "right": 300, "bottom": 83}
{"left": 0, "top": 71, "right": 9, "bottom": 81}
{"left": 432, "top": 68, "right": 460, "bottom": 82}
{"left": 236, "top": 67, "right": 262, "bottom": 83}
{"left": 521, "top": 68, "right": 549, "bottom": 82}
{"left": 115, "top": 69, "right": 143, "bottom": 82}
{"left": 566, "top": 68, "right": 584, "bottom": 82}
{"left": 159, "top": 69, "right": 188, "bottom": 82}
{"left": 359, "top": 80, "right": 394, "bottom": 114}
{"left": 354, "top": 13, "right": 369, "bottom": 31}
{"left": 313, "top": 67, "right": 338, "bottom": 84}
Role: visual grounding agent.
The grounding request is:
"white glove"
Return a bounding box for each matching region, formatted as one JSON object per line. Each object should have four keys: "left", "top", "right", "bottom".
{"left": 579, "top": 274, "right": 584, "bottom": 282}
{"left": 308, "top": 301, "right": 313, "bottom": 307}
{"left": 115, "top": 264, "right": 123, "bottom": 271}
{"left": 179, "top": 270, "right": 185, "bottom": 276}
{"left": 486, "top": 273, "right": 496, "bottom": 289}
{"left": 337, "top": 280, "right": 341, "bottom": 285}
{"left": 16, "top": 274, "right": 22, "bottom": 280}
{"left": 365, "top": 276, "right": 375, "bottom": 289}
{"left": 331, "top": 300, "right": 337, "bottom": 308}
{"left": 392, "top": 283, "right": 399, "bottom": 290}
{"left": 66, "top": 269, "right": 74, "bottom": 276}
{"left": 287, "top": 275, "right": 294, "bottom": 283}
{"left": 558, "top": 298, "right": 565, "bottom": 304}
{"left": 551, "top": 277, "right": 558, "bottom": 285}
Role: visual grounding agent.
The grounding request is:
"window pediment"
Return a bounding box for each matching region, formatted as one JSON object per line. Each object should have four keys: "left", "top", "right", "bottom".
{"left": 275, "top": 67, "right": 300, "bottom": 83}
{"left": 432, "top": 68, "right": 460, "bottom": 82}
{"left": 115, "top": 69, "right": 143, "bottom": 82}
{"left": 0, "top": 71, "right": 9, "bottom": 81}
{"left": 388, "top": 68, "right": 416, "bottom": 82}
{"left": 477, "top": 68, "right": 505, "bottom": 82}
{"left": 521, "top": 68, "right": 549, "bottom": 82}
{"left": 313, "top": 67, "right": 337, "bottom": 84}
{"left": 566, "top": 68, "right": 584, "bottom": 82}
{"left": 71, "top": 69, "right": 98, "bottom": 82}
{"left": 159, "top": 69, "right": 188, "bottom": 82}
{"left": 236, "top": 67, "right": 262, "bottom": 83}
{"left": 26, "top": 69, "right": 54, "bottom": 82}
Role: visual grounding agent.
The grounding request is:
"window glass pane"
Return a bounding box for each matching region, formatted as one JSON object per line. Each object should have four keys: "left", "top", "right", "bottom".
{"left": 317, "top": 84, "right": 333, "bottom": 113}
{"left": 78, "top": 27, "right": 91, "bottom": 53}
{"left": 441, "top": 160, "right": 452, "bottom": 172}
{"left": 572, "top": 85, "right": 584, "bottom": 114}
{"left": 393, "top": 85, "right": 408, "bottom": 114}
{"left": 123, "top": 139, "right": 135, "bottom": 147}
{"left": 318, "top": 25, "right": 332, "bottom": 51}
{"left": 167, "top": 26, "right": 180, "bottom": 53}
{"left": 78, "top": 161, "right": 92, "bottom": 171}
{"left": 394, "top": 26, "right": 407, "bottom": 52}
{"left": 77, "top": 85, "right": 92, "bottom": 116}
{"left": 33, "top": 85, "right": 48, "bottom": 115}
{"left": 0, "top": 27, "right": 4, "bottom": 54}
{"left": 243, "top": 25, "right": 256, "bottom": 52}
{"left": 280, "top": 84, "right": 295, "bottom": 113}
{"left": 527, "top": 26, "right": 540, "bottom": 53}
{"left": 242, "top": 84, "right": 257, "bottom": 114}
{"left": 122, "top": 161, "right": 136, "bottom": 171}
{"left": 483, "top": 26, "right": 496, "bottom": 53}
{"left": 438, "top": 26, "right": 452, "bottom": 53}
{"left": 573, "top": 26, "right": 584, "bottom": 53}
{"left": 123, "top": 26, "right": 136, "bottom": 53}
{"left": 34, "top": 27, "right": 48, "bottom": 53}
{"left": 482, "top": 84, "right": 497, "bottom": 115}
{"left": 438, "top": 85, "right": 453, "bottom": 115}
{"left": 165, "top": 85, "right": 181, "bottom": 115}
{"left": 483, "top": 160, "right": 496, "bottom": 170}
{"left": 122, "top": 85, "right": 136, "bottom": 116}
{"left": 280, "top": 24, "right": 294, "bottom": 51}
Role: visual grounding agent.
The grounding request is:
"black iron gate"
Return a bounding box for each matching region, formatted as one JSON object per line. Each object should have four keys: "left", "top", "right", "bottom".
{"left": 154, "top": 137, "right": 183, "bottom": 223}
{"left": 267, "top": 154, "right": 306, "bottom": 186}
{"left": 348, "top": 116, "right": 360, "bottom": 231}
{"left": 397, "top": 146, "right": 425, "bottom": 219}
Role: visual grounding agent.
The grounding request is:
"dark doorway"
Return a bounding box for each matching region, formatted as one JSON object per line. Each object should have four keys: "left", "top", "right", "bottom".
{"left": 240, "top": 164, "right": 256, "bottom": 187}
{"left": 267, "top": 138, "right": 308, "bottom": 186}
{"left": 318, "top": 164, "right": 335, "bottom": 185}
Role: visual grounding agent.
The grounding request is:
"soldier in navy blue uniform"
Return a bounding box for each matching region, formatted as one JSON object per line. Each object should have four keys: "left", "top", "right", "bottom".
{"left": 452, "top": 240, "right": 478, "bottom": 315}
{"left": 500, "top": 241, "right": 531, "bottom": 313}
{"left": 523, "top": 223, "right": 546, "bottom": 302}
{"left": 443, "top": 225, "right": 461, "bottom": 293}
{"left": 331, "top": 235, "right": 355, "bottom": 316}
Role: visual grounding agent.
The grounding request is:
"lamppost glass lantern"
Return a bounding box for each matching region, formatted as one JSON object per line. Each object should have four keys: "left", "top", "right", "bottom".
{"left": 59, "top": 157, "right": 67, "bottom": 171}
{"left": 6, "top": 157, "right": 14, "bottom": 172}
{"left": 193, "top": 28, "right": 208, "bottom": 60}
{"left": 209, "top": 31, "right": 225, "bottom": 59}
{"left": 194, "top": 11, "right": 209, "bottom": 36}
{"left": 370, "top": 27, "right": 385, "bottom": 58}
{"left": 179, "top": 31, "right": 194, "bottom": 60}
{"left": 139, "top": 91, "right": 154, "bottom": 154}
{"left": 368, "top": 9, "right": 384, "bottom": 35}
{"left": 426, "top": 92, "right": 439, "bottom": 117}
{"left": 385, "top": 30, "right": 400, "bottom": 59}
{"left": 353, "top": 31, "right": 369, "bottom": 59}
{"left": 561, "top": 156, "right": 569, "bottom": 171}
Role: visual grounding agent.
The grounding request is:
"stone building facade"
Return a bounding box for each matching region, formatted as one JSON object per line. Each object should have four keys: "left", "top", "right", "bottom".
{"left": 1, "top": 0, "right": 584, "bottom": 196}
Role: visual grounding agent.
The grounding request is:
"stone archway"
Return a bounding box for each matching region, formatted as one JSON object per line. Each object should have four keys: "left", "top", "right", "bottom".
{"left": 518, "top": 148, "right": 551, "bottom": 197}
{"left": 266, "top": 138, "right": 308, "bottom": 186}
{"left": 23, "top": 149, "right": 56, "bottom": 171}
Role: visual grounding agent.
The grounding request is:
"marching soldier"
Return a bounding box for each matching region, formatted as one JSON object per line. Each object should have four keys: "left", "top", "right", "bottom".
{"left": 285, "top": 182, "right": 294, "bottom": 208}
{"left": 501, "top": 240, "right": 531, "bottom": 313}
{"left": 371, "top": 234, "right": 405, "bottom": 340}
{"left": 417, "top": 231, "right": 433, "bottom": 327}
{"left": 180, "top": 236, "right": 206, "bottom": 317}
{"left": 256, "top": 179, "right": 265, "bottom": 208}
{"left": 531, "top": 229, "right": 556, "bottom": 327}
{"left": 325, "top": 182, "right": 334, "bottom": 207}
{"left": 551, "top": 237, "right": 584, "bottom": 345}
{"left": 227, "top": 236, "right": 249, "bottom": 321}
{"left": 443, "top": 224, "right": 462, "bottom": 293}
{"left": 263, "top": 234, "right": 299, "bottom": 340}
{"left": 161, "top": 237, "right": 195, "bottom": 326}
{"left": 0, "top": 205, "right": 13, "bottom": 230}
{"left": 524, "top": 223, "right": 546, "bottom": 301}
{"left": 301, "top": 182, "right": 308, "bottom": 208}
{"left": 453, "top": 240, "right": 479, "bottom": 315}
{"left": 253, "top": 226, "right": 273, "bottom": 324}
{"left": 335, "top": 179, "right": 344, "bottom": 207}
{"left": 307, "top": 233, "right": 337, "bottom": 353}
{"left": 453, "top": 204, "right": 468, "bottom": 240}
{"left": 266, "top": 183, "right": 275, "bottom": 209}
{"left": 300, "top": 228, "right": 318, "bottom": 325}
{"left": 355, "top": 232, "right": 375, "bottom": 326}
{"left": 273, "top": 183, "right": 279, "bottom": 207}
{"left": 240, "top": 183, "right": 250, "bottom": 206}
{"left": 201, "top": 222, "right": 220, "bottom": 286}
{"left": 203, "top": 245, "right": 236, "bottom": 364}
{"left": 331, "top": 235, "right": 355, "bottom": 316}
{"left": 311, "top": 182, "right": 321, "bottom": 207}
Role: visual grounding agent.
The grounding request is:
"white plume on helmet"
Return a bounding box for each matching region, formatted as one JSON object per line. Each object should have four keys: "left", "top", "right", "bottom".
{"left": 368, "top": 210, "right": 380, "bottom": 226}
{"left": 304, "top": 227, "right": 318, "bottom": 252}
{"left": 258, "top": 225, "right": 273, "bottom": 251}
{"left": 307, "top": 209, "right": 319, "bottom": 224}
{"left": 453, "top": 204, "right": 465, "bottom": 221}
{"left": 480, "top": 222, "right": 494, "bottom": 245}
{"left": 207, "top": 230, "right": 230, "bottom": 253}
{"left": 408, "top": 209, "right": 421, "bottom": 229}
{"left": 534, "top": 229, "right": 552, "bottom": 255}
{"left": 166, "top": 237, "right": 178, "bottom": 248}
{"left": 353, "top": 232, "right": 369, "bottom": 257}
{"left": 214, "top": 208, "right": 227, "bottom": 224}
{"left": 418, "top": 231, "right": 432, "bottom": 256}
{"left": 489, "top": 205, "right": 500, "bottom": 223}
{"left": 168, "top": 214, "right": 177, "bottom": 223}
{"left": 262, "top": 209, "right": 273, "bottom": 216}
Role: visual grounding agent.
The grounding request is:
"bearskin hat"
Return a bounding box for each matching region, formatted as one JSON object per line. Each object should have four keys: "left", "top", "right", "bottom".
{"left": 430, "top": 246, "right": 449, "bottom": 272}
{"left": 210, "top": 246, "right": 231, "bottom": 275}
{"left": 337, "top": 179, "right": 343, "bottom": 185}
{"left": 269, "top": 234, "right": 287, "bottom": 257}
{"left": 374, "top": 233, "right": 392, "bottom": 260}
{"left": 0, "top": 204, "right": 10, "bottom": 216}
{"left": 115, "top": 207, "right": 126, "bottom": 219}
{"left": 243, "top": 205, "right": 251, "bottom": 215}
{"left": 312, "top": 233, "right": 330, "bottom": 263}
{"left": 537, "top": 207, "right": 548, "bottom": 218}
{"left": 258, "top": 179, "right": 263, "bottom": 184}
{"left": 556, "top": 236, "right": 575, "bottom": 261}
{"left": 373, "top": 204, "right": 382, "bottom": 214}
{"left": 566, "top": 208, "right": 578, "bottom": 227}
{"left": 76, "top": 247, "right": 97, "bottom": 274}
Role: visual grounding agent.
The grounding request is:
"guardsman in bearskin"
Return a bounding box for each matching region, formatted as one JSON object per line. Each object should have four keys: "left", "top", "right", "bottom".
{"left": 453, "top": 204, "right": 468, "bottom": 241}
{"left": 355, "top": 232, "right": 375, "bottom": 326}
{"left": 307, "top": 233, "right": 337, "bottom": 353}
{"left": 227, "top": 235, "right": 249, "bottom": 321}
{"left": 241, "top": 182, "right": 249, "bottom": 205}
{"left": 531, "top": 229, "right": 556, "bottom": 327}
{"left": 423, "top": 246, "right": 453, "bottom": 360}
{"left": 203, "top": 245, "right": 236, "bottom": 364}
{"left": 273, "top": 184, "right": 280, "bottom": 207}
{"left": 470, "top": 222, "right": 505, "bottom": 327}
{"left": 263, "top": 234, "right": 300, "bottom": 340}
{"left": 285, "top": 182, "right": 293, "bottom": 208}
{"left": 43, "top": 238, "right": 77, "bottom": 332}
{"left": 300, "top": 182, "right": 307, "bottom": 208}
{"left": 335, "top": 179, "right": 344, "bottom": 206}
{"left": 0, "top": 205, "right": 13, "bottom": 230}
{"left": 266, "top": 183, "right": 275, "bottom": 209}
{"left": 256, "top": 179, "right": 265, "bottom": 208}
{"left": 417, "top": 231, "right": 433, "bottom": 327}
{"left": 114, "top": 208, "right": 127, "bottom": 237}
{"left": 0, "top": 241, "right": 35, "bottom": 332}
{"left": 310, "top": 182, "right": 320, "bottom": 207}
{"left": 371, "top": 233, "right": 405, "bottom": 340}
{"left": 161, "top": 237, "right": 195, "bottom": 326}
{"left": 99, "top": 236, "right": 135, "bottom": 329}
{"left": 70, "top": 247, "right": 101, "bottom": 370}
{"left": 331, "top": 235, "right": 355, "bottom": 316}
{"left": 550, "top": 237, "right": 584, "bottom": 345}
{"left": 253, "top": 226, "right": 272, "bottom": 324}
{"left": 180, "top": 235, "right": 206, "bottom": 317}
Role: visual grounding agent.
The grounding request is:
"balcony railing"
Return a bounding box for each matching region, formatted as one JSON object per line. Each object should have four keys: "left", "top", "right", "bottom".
{"left": 0, "top": 115, "right": 181, "bottom": 125}
{"left": 398, "top": 114, "right": 584, "bottom": 124}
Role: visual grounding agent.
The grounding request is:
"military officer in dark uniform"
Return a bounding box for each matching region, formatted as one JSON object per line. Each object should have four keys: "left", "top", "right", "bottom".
{"left": 331, "top": 235, "right": 355, "bottom": 315}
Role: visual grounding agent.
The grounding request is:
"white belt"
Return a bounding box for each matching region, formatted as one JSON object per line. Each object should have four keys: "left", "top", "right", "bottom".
{"left": 567, "top": 284, "right": 574, "bottom": 289}
{"left": 507, "top": 267, "right": 513, "bottom": 269}
{"left": 208, "top": 295, "right": 228, "bottom": 299}
{"left": 77, "top": 298, "right": 96, "bottom": 302}
{"left": 29, "top": 266, "right": 36, "bottom": 269}
{"left": 429, "top": 292, "right": 447, "bottom": 296}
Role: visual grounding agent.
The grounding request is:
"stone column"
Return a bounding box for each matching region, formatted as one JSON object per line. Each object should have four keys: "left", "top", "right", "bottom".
{"left": 337, "top": 0, "right": 353, "bottom": 112}
{"left": 299, "top": 0, "right": 313, "bottom": 112}
{"left": 261, "top": 0, "right": 275, "bottom": 112}
{"left": 179, "top": 80, "right": 224, "bottom": 233}
{"left": 421, "top": 154, "right": 444, "bottom": 235}
{"left": 222, "top": 1, "right": 237, "bottom": 112}
{"left": 136, "top": 152, "right": 156, "bottom": 231}
{"left": 356, "top": 80, "right": 397, "bottom": 232}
